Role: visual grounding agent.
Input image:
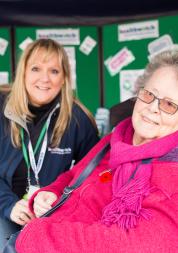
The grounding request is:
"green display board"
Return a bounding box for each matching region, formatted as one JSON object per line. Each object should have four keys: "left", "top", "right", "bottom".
{"left": 15, "top": 26, "right": 100, "bottom": 114}
{"left": 103, "top": 14, "right": 178, "bottom": 109}
{"left": 0, "top": 27, "right": 12, "bottom": 84}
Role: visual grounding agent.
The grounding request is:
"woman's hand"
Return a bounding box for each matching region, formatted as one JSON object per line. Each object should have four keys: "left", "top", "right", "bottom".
{"left": 33, "top": 191, "right": 57, "bottom": 217}
{"left": 10, "top": 199, "right": 36, "bottom": 226}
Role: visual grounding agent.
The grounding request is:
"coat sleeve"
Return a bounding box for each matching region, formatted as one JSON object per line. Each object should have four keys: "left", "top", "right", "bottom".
{"left": 28, "top": 135, "right": 111, "bottom": 213}
{"left": 16, "top": 192, "right": 178, "bottom": 253}
{"left": 0, "top": 95, "right": 20, "bottom": 220}
{"left": 0, "top": 177, "right": 19, "bottom": 219}
{"left": 28, "top": 168, "right": 75, "bottom": 212}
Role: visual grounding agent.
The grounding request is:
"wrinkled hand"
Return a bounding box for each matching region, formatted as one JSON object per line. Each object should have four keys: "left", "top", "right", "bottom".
{"left": 33, "top": 191, "right": 57, "bottom": 217}
{"left": 10, "top": 199, "right": 36, "bottom": 226}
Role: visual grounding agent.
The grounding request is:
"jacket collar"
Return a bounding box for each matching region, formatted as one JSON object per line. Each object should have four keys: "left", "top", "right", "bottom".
{"left": 4, "top": 99, "right": 60, "bottom": 132}
{"left": 4, "top": 100, "right": 28, "bottom": 131}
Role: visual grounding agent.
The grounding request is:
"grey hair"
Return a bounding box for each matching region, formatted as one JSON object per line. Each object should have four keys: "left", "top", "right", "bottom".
{"left": 134, "top": 49, "right": 178, "bottom": 94}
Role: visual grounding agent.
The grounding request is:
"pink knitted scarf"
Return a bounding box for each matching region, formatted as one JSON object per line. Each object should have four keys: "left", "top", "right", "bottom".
{"left": 101, "top": 117, "right": 178, "bottom": 230}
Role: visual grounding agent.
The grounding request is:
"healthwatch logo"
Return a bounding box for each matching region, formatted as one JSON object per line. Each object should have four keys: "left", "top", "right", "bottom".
{"left": 48, "top": 147, "right": 72, "bottom": 155}
{"left": 118, "top": 20, "right": 159, "bottom": 41}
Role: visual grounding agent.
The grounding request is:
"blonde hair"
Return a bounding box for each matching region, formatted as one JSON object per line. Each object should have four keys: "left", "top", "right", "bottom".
{"left": 135, "top": 49, "right": 178, "bottom": 93}
{"left": 7, "top": 39, "right": 97, "bottom": 147}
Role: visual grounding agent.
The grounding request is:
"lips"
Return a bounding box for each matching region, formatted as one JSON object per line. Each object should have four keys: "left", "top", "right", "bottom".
{"left": 36, "top": 86, "right": 50, "bottom": 90}
{"left": 142, "top": 116, "right": 159, "bottom": 125}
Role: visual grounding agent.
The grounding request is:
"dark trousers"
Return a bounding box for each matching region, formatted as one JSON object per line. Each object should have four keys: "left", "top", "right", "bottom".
{"left": 0, "top": 218, "right": 21, "bottom": 251}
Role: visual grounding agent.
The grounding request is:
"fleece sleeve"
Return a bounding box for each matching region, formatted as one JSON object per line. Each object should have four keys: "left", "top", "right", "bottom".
{"left": 0, "top": 177, "right": 19, "bottom": 220}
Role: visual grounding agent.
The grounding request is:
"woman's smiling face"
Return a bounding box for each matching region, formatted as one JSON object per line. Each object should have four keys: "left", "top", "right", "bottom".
{"left": 132, "top": 66, "right": 178, "bottom": 145}
{"left": 25, "top": 49, "right": 64, "bottom": 107}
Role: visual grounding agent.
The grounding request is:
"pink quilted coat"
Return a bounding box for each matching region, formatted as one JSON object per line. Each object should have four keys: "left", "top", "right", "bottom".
{"left": 16, "top": 134, "right": 178, "bottom": 253}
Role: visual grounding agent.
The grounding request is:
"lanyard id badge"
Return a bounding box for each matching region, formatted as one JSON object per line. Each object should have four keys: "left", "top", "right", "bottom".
{"left": 28, "top": 130, "right": 48, "bottom": 186}
{"left": 23, "top": 185, "right": 40, "bottom": 200}
{"left": 27, "top": 185, "right": 40, "bottom": 199}
{"left": 20, "top": 103, "right": 60, "bottom": 195}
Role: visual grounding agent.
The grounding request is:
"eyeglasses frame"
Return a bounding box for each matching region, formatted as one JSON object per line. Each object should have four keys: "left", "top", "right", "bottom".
{"left": 137, "top": 88, "right": 178, "bottom": 115}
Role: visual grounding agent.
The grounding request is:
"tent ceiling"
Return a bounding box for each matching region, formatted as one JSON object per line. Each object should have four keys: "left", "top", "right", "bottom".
{"left": 0, "top": 0, "right": 178, "bottom": 25}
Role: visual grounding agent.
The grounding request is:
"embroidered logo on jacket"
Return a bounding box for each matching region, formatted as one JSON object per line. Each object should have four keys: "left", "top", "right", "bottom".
{"left": 48, "top": 147, "right": 72, "bottom": 155}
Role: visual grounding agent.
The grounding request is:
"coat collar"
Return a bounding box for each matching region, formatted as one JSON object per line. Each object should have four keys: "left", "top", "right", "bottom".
{"left": 4, "top": 100, "right": 28, "bottom": 131}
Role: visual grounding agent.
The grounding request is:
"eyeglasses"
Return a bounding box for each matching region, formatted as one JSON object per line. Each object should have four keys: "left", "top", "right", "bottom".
{"left": 137, "top": 88, "right": 178, "bottom": 115}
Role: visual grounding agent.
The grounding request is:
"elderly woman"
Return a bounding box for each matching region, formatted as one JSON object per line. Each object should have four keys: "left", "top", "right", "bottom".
{"left": 16, "top": 49, "right": 178, "bottom": 253}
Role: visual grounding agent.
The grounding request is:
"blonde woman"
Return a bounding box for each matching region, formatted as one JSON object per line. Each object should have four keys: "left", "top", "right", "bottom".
{"left": 0, "top": 39, "right": 99, "bottom": 250}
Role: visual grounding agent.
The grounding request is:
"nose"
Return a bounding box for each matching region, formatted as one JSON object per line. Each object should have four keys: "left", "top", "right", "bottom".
{"left": 148, "top": 98, "right": 160, "bottom": 113}
{"left": 40, "top": 70, "right": 50, "bottom": 82}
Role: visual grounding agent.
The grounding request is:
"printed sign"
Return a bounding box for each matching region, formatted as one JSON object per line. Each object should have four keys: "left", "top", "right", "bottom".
{"left": 104, "top": 56, "right": 112, "bottom": 67}
{"left": 64, "top": 47, "right": 77, "bottom": 90}
{"left": 36, "top": 29, "right": 80, "bottom": 45}
{"left": 148, "top": 34, "right": 173, "bottom": 55}
{"left": 120, "top": 69, "right": 144, "bottom": 102}
{"left": 0, "top": 38, "right": 8, "bottom": 56}
{"left": 106, "top": 47, "right": 135, "bottom": 76}
{"left": 19, "top": 37, "right": 33, "bottom": 51}
{"left": 118, "top": 20, "right": 159, "bottom": 41}
{"left": 0, "top": 72, "right": 9, "bottom": 84}
{"left": 148, "top": 34, "right": 174, "bottom": 61}
{"left": 79, "top": 36, "right": 97, "bottom": 55}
